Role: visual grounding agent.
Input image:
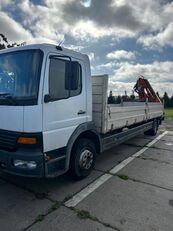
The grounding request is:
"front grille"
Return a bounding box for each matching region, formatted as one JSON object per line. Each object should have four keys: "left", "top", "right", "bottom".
{"left": 0, "top": 130, "right": 18, "bottom": 150}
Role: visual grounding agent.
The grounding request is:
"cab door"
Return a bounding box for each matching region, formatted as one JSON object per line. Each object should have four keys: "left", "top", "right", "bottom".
{"left": 43, "top": 53, "right": 87, "bottom": 152}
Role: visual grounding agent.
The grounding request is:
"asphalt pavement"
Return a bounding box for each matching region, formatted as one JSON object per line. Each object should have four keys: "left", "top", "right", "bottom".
{"left": 0, "top": 119, "right": 173, "bottom": 231}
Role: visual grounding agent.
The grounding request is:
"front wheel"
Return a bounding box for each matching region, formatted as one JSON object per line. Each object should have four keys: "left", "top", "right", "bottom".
{"left": 69, "top": 138, "right": 96, "bottom": 180}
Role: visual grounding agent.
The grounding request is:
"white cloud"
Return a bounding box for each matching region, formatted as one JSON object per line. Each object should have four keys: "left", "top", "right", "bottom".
{"left": 0, "top": 12, "right": 32, "bottom": 43}
{"left": 64, "top": 44, "right": 84, "bottom": 51}
{"left": 0, "top": 0, "right": 143, "bottom": 44}
{"left": 0, "top": 0, "right": 172, "bottom": 97}
{"left": 0, "top": 0, "right": 11, "bottom": 8}
{"left": 138, "top": 22, "right": 173, "bottom": 49}
{"left": 0, "top": 0, "right": 172, "bottom": 47}
{"left": 136, "top": 1, "right": 173, "bottom": 49}
{"left": 107, "top": 50, "right": 136, "bottom": 60}
{"left": 91, "top": 62, "right": 116, "bottom": 74}
{"left": 109, "top": 61, "right": 173, "bottom": 96}
{"left": 108, "top": 80, "right": 134, "bottom": 96}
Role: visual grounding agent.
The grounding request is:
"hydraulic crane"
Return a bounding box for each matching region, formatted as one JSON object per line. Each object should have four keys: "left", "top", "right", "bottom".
{"left": 134, "top": 76, "right": 161, "bottom": 103}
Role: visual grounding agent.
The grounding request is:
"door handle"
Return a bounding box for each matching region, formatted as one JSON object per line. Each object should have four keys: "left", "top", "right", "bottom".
{"left": 78, "top": 110, "right": 86, "bottom": 115}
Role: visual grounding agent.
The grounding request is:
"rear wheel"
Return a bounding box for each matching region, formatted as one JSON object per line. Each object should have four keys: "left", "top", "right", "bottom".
{"left": 144, "top": 119, "right": 158, "bottom": 136}
{"left": 69, "top": 138, "right": 96, "bottom": 180}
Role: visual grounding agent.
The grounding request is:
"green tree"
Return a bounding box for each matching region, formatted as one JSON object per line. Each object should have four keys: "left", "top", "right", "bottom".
{"left": 170, "top": 95, "right": 173, "bottom": 108}
{"left": 163, "top": 92, "right": 171, "bottom": 108}
{"left": 130, "top": 94, "right": 135, "bottom": 101}
{"left": 156, "top": 91, "right": 160, "bottom": 99}
{"left": 116, "top": 95, "right": 121, "bottom": 104}
{"left": 108, "top": 90, "right": 116, "bottom": 104}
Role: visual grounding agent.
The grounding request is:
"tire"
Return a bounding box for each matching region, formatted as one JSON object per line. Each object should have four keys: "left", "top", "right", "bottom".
{"left": 144, "top": 119, "right": 158, "bottom": 136}
{"left": 69, "top": 138, "right": 96, "bottom": 180}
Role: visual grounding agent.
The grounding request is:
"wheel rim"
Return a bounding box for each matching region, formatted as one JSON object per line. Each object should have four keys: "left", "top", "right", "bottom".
{"left": 79, "top": 149, "right": 94, "bottom": 170}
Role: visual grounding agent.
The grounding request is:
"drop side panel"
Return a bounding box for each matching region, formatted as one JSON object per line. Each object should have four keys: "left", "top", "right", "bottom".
{"left": 92, "top": 75, "right": 108, "bottom": 133}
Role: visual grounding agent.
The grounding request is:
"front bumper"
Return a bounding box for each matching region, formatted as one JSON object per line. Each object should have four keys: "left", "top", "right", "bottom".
{"left": 0, "top": 148, "right": 45, "bottom": 177}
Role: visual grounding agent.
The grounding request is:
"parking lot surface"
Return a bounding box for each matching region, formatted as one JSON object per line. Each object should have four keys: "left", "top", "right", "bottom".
{"left": 0, "top": 119, "right": 173, "bottom": 231}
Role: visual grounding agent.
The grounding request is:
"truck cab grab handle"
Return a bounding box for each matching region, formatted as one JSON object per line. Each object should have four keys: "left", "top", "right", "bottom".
{"left": 78, "top": 110, "right": 86, "bottom": 115}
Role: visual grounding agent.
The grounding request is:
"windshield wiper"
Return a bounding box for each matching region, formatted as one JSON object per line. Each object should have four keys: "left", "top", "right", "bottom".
{"left": 0, "top": 93, "right": 18, "bottom": 105}
{"left": 0, "top": 93, "right": 11, "bottom": 96}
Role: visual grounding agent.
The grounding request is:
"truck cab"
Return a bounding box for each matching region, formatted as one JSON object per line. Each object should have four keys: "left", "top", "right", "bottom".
{"left": 0, "top": 43, "right": 163, "bottom": 179}
{"left": 0, "top": 44, "right": 96, "bottom": 178}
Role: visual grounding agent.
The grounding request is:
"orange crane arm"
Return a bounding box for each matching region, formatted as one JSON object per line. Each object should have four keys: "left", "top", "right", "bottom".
{"left": 134, "top": 77, "right": 161, "bottom": 102}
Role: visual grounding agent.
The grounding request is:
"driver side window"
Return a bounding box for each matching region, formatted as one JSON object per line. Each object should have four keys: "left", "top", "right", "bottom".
{"left": 49, "top": 58, "right": 82, "bottom": 101}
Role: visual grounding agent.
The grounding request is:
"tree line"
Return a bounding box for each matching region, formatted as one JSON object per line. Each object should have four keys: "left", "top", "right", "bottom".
{"left": 108, "top": 90, "right": 173, "bottom": 108}
{"left": 162, "top": 92, "right": 173, "bottom": 108}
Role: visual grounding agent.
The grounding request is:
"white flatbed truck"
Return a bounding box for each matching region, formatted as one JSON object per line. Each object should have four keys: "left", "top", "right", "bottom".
{"left": 0, "top": 44, "right": 164, "bottom": 179}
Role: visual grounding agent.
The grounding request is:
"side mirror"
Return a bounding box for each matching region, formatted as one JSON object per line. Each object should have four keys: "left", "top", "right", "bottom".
{"left": 65, "top": 61, "right": 79, "bottom": 90}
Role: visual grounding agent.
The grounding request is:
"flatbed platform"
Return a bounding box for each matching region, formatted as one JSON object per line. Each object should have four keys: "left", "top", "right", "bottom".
{"left": 92, "top": 75, "right": 163, "bottom": 133}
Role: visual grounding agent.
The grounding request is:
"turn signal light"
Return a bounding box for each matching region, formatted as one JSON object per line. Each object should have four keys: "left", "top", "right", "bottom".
{"left": 17, "top": 137, "right": 37, "bottom": 145}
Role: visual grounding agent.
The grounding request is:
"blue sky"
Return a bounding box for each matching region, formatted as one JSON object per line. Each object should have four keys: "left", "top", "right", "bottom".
{"left": 0, "top": 0, "right": 173, "bottom": 96}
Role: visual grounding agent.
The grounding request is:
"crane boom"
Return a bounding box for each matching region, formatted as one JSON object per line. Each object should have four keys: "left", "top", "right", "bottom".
{"left": 134, "top": 76, "right": 161, "bottom": 102}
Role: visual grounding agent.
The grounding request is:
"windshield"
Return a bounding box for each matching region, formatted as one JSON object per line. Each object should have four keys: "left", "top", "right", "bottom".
{"left": 0, "top": 49, "right": 43, "bottom": 105}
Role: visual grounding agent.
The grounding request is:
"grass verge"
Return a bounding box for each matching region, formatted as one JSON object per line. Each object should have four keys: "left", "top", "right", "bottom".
{"left": 164, "top": 108, "right": 173, "bottom": 119}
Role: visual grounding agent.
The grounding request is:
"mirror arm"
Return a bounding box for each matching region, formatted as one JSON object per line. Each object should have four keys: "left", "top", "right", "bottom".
{"left": 44, "top": 94, "right": 52, "bottom": 103}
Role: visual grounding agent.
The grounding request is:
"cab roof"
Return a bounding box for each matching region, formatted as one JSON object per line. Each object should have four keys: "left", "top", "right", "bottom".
{"left": 0, "top": 43, "right": 88, "bottom": 60}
